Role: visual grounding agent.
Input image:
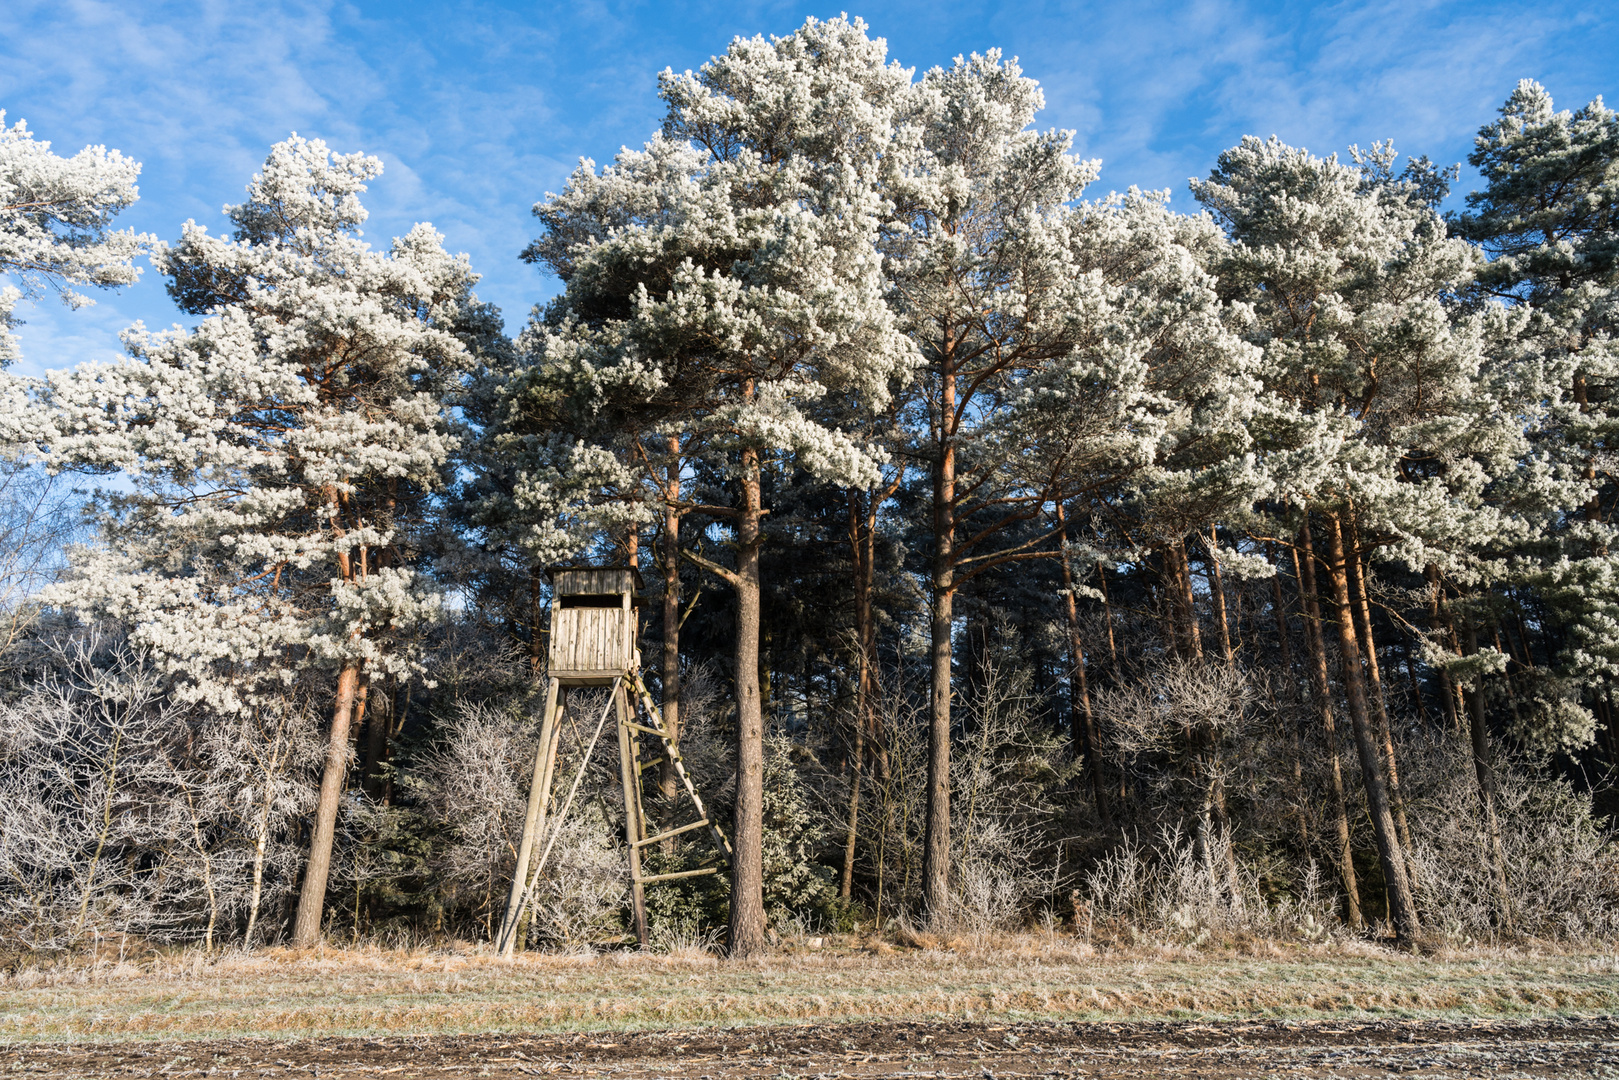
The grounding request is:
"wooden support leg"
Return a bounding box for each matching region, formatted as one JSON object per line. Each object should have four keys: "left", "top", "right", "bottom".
{"left": 617, "top": 682, "right": 649, "bottom": 946}
{"left": 498, "top": 678, "right": 563, "bottom": 957}
{"left": 630, "top": 708, "right": 653, "bottom": 842}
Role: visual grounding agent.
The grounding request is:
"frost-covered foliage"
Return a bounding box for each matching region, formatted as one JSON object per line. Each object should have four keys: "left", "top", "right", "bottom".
{"left": 15, "top": 136, "right": 484, "bottom": 713}
{"left": 0, "top": 112, "right": 150, "bottom": 365}
{"left": 885, "top": 47, "right": 1266, "bottom": 921}
{"left": 0, "top": 456, "right": 78, "bottom": 656}
{"left": 521, "top": 806, "right": 629, "bottom": 948}
{"left": 761, "top": 733, "right": 836, "bottom": 921}
{"left": 403, "top": 673, "right": 730, "bottom": 949}
{"left": 946, "top": 652, "right": 1072, "bottom": 932}
{"left": 1191, "top": 135, "right": 1500, "bottom": 550}
{"left": 511, "top": 14, "right": 918, "bottom": 540}
{"left": 1447, "top": 83, "right": 1619, "bottom": 733}
{"left": 1094, "top": 661, "right": 1261, "bottom": 884}
{"left": 839, "top": 644, "right": 1072, "bottom": 933}
{"left": 0, "top": 631, "right": 320, "bottom": 952}
{"left": 1, "top": 133, "right": 500, "bottom": 946}
{"left": 408, "top": 700, "right": 535, "bottom": 921}
{"left": 1096, "top": 661, "right": 1256, "bottom": 803}
{"left": 1402, "top": 739, "right": 1619, "bottom": 942}
{"left": 515, "top": 14, "right": 925, "bottom": 956}
{"left": 1454, "top": 80, "right": 1619, "bottom": 308}
{"left": 890, "top": 52, "right": 1261, "bottom": 519}
{"left": 1080, "top": 826, "right": 1335, "bottom": 945}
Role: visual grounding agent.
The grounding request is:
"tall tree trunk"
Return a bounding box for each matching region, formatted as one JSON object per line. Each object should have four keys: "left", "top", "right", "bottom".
{"left": 291, "top": 659, "right": 362, "bottom": 948}
{"left": 1602, "top": 698, "right": 1619, "bottom": 769}
{"left": 1462, "top": 623, "right": 1514, "bottom": 928}
{"left": 1169, "top": 540, "right": 1204, "bottom": 660}
{"left": 840, "top": 699, "right": 865, "bottom": 901}
{"left": 923, "top": 552, "right": 954, "bottom": 924}
{"left": 860, "top": 483, "right": 894, "bottom": 788}
{"left": 1057, "top": 502, "right": 1111, "bottom": 828}
{"left": 245, "top": 782, "right": 276, "bottom": 946}
{"left": 361, "top": 690, "right": 387, "bottom": 800}
{"left": 1207, "top": 746, "right": 1240, "bottom": 896}
{"left": 1268, "top": 545, "right": 1297, "bottom": 683}
{"left": 1321, "top": 511, "right": 1420, "bottom": 941}
{"left": 1097, "top": 560, "right": 1121, "bottom": 677}
{"left": 1292, "top": 520, "right": 1362, "bottom": 929}
{"left": 728, "top": 441, "right": 768, "bottom": 958}
{"left": 1425, "top": 564, "right": 1463, "bottom": 733}
{"left": 1402, "top": 630, "right": 1430, "bottom": 726}
{"left": 758, "top": 624, "right": 772, "bottom": 720}
{"left": 244, "top": 710, "right": 289, "bottom": 949}
{"left": 659, "top": 441, "right": 683, "bottom": 814}
{"left": 841, "top": 489, "right": 874, "bottom": 899}
{"left": 1239, "top": 576, "right": 1261, "bottom": 655}
{"left": 1267, "top": 545, "right": 1310, "bottom": 849}
{"left": 1511, "top": 601, "right": 1538, "bottom": 674}
{"left": 1205, "top": 527, "right": 1235, "bottom": 665}
{"left": 1344, "top": 512, "right": 1416, "bottom": 886}
{"left": 1189, "top": 532, "right": 1238, "bottom": 884}
{"left": 924, "top": 355, "right": 957, "bottom": 924}
{"left": 1602, "top": 698, "right": 1619, "bottom": 771}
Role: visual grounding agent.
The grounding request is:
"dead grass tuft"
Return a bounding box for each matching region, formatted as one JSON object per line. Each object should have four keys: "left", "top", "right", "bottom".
{"left": 892, "top": 922, "right": 938, "bottom": 950}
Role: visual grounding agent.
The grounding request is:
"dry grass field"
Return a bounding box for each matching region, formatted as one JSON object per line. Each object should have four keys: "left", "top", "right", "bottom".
{"left": 2, "top": 935, "right": 1615, "bottom": 1043}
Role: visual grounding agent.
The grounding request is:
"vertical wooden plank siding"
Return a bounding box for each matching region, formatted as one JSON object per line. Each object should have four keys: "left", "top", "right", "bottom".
{"left": 550, "top": 604, "right": 636, "bottom": 675}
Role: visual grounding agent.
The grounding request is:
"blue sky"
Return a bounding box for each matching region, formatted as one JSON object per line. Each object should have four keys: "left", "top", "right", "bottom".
{"left": 3, "top": 0, "right": 1615, "bottom": 377}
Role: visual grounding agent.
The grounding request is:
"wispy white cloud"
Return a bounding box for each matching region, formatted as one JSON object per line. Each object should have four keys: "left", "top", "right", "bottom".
{"left": 1, "top": 0, "right": 1614, "bottom": 373}
{"left": 983, "top": 0, "right": 1619, "bottom": 200}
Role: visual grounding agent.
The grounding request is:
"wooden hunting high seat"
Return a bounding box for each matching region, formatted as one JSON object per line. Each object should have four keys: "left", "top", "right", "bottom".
{"left": 495, "top": 563, "right": 730, "bottom": 953}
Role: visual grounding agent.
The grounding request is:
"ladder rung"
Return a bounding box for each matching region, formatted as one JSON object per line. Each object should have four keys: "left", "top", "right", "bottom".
{"left": 623, "top": 720, "right": 669, "bottom": 740}
{"left": 636, "top": 866, "right": 719, "bottom": 884}
{"left": 631, "top": 819, "right": 710, "bottom": 848}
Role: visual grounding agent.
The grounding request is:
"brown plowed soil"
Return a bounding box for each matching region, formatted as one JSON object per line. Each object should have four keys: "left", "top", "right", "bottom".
{"left": 8, "top": 1016, "right": 1617, "bottom": 1079}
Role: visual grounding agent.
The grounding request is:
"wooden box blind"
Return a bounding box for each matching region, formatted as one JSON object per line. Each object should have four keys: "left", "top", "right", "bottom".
{"left": 549, "top": 605, "right": 636, "bottom": 678}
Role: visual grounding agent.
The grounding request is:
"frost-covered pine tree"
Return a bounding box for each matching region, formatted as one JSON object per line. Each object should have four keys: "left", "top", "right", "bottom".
{"left": 1190, "top": 136, "right": 1518, "bottom": 939}
{"left": 886, "top": 52, "right": 1258, "bottom": 920}
{"left": 887, "top": 52, "right": 1099, "bottom": 920}
{"left": 21, "top": 136, "right": 484, "bottom": 947}
{"left": 0, "top": 112, "right": 151, "bottom": 366}
{"left": 522, "top": 16, "right": 915, "bottom": 956}
{"left": 1453, "top": 81, "right": 1619, "bottom": 763}
{"left": 1045, "top": 190, "right": 1264, "bottom": 876}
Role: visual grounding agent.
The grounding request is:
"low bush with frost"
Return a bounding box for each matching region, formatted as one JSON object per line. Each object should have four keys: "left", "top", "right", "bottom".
{"left": 1400, "top": 737, "right": 1619, "bottom": 942}
{"left": 1080, "top": 825, "right": 1337, "bottom": 945}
